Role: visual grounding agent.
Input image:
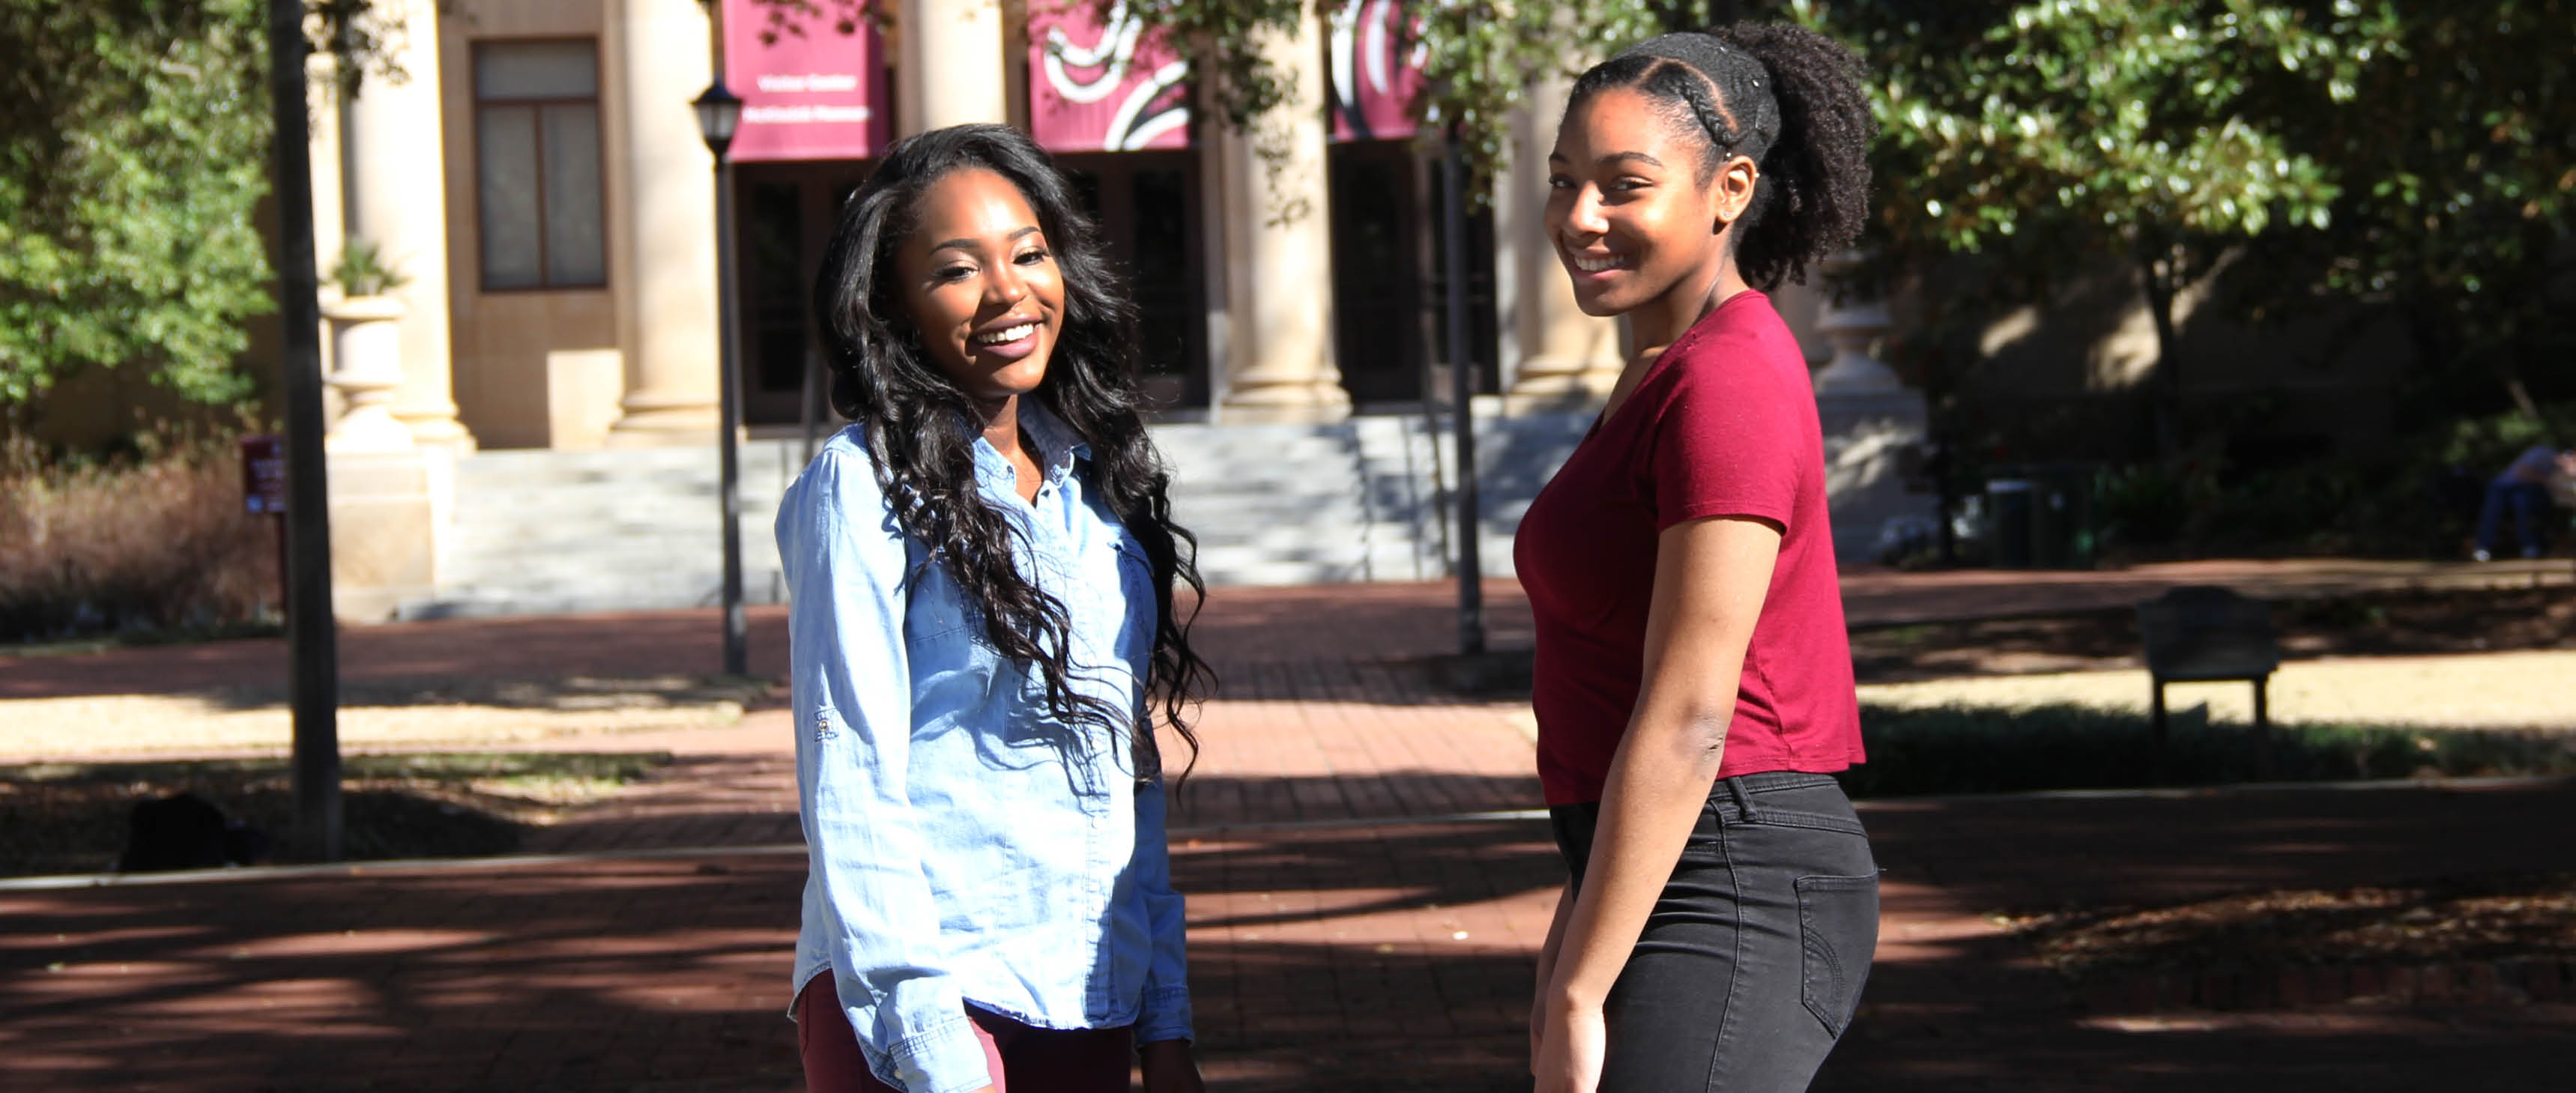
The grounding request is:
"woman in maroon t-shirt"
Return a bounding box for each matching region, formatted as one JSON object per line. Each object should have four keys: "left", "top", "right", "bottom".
{"left": 1513, "top": 24, "right": 1879, "bottom": 1093}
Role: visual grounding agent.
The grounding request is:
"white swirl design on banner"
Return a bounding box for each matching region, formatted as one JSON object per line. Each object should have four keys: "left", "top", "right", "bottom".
{"left": 1327, "top": 0, "right": 1425, "bottom": 139}
{"left": 1039, "top": 1, "right": 1188, "bottom": 151}
{"left": 1110, "top": 61, "right": 1191, "bottom": 151}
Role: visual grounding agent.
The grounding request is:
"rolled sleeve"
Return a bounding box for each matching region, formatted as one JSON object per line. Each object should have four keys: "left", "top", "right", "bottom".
{"left": 1130, "top": 775, "right": 1194, "bottom": 1046}
{"left": 782, "top": 448, "right": 988, "bottom": 1093}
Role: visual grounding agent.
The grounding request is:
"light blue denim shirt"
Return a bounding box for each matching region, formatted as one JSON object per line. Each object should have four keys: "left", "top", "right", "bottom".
{"left": 776, "top": 403, "right": 1191, "bottom": 1093}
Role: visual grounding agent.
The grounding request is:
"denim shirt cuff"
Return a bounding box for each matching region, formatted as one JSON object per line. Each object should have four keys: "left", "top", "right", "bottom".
{"left": 873, "top": 1014, "right": 991, "bottom": 1093}
{"left": 1135, "top": 984, "right": 1194, "bottom": 1047}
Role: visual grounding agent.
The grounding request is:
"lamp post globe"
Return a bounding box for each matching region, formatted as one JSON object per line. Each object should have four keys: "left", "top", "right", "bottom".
{"left": 693, "top": 80, "right": 743, "bottom": 160}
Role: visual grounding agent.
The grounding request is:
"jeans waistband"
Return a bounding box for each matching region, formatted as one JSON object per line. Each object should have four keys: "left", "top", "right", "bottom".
{"left": 1719, "top": 771, "right": 1845, "bottom": 795}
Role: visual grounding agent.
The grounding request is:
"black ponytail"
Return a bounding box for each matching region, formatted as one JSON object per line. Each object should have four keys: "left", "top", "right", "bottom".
{"left": 1717, "top": 22, "right": 1874, "bottom": 291}
{"left": 1569, "top": 22, "right": 1875, "bottom": 290}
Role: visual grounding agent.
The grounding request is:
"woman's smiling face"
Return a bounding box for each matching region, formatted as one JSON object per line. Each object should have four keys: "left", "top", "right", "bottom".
{"left": 896, "top": 166, "right": 1065, "bottom": 402}
{"left": 1544, "top": 86, "right": 1739, "bottom": 318}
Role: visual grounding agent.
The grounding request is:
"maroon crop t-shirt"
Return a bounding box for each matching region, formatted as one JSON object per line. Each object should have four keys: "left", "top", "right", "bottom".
{"left": 1512, "top": 290, "right": 1863, "bottom": 805}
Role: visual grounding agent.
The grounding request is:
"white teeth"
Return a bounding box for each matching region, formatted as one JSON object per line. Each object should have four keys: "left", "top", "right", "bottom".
{"left": 1573, "top": 255, "right": 1624, "bottom": 273}
{"left": 975, "top": 322, "right": 1037, "bottom": 345}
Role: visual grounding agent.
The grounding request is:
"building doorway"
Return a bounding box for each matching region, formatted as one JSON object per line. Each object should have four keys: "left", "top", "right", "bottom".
{"left": 1328, "top": 140, "right": 1497, "bottom": 408}
{"left": 1054, "top": 150, "right": 1211, "bottom": 409}
{"left": 735, "top": 161, "right": 869, "bottom": 427}
{"left": 734, "top": 153, "right": 1209, "bottom": 424}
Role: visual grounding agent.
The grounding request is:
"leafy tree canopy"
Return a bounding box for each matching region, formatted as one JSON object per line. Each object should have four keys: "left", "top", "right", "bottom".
{"left": 1816, "top": 0, "right": 2388, "bottom": 255}
{"left": 2221, "top": 0, "right": 2576, "bottom": 421}
{"left": 0, "top": 0, "right": 411, "bottom": 419}
{"left": 0, "top": 0, "right": 278, "bottom": 412}
{"left": 1804, "top": 0, "right": 2572, "bottom": 434}
{"left": 1799, "top": 0, "right": 2395, "bottom": 437}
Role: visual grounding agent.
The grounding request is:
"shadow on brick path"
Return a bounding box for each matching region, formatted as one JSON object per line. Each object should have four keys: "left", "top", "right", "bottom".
{"left": 10, "top": 781, "right": 2576, "bottom": 1093}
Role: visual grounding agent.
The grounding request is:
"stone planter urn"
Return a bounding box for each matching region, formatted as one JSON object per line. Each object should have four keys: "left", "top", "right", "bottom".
{"left": 320, "top": 293, "right": 415, "bottom": 452}
{"left": 1806, "top": 249, "right": 1937, "bottom": 562}
{"left": 1812, "top": 250, "right": 1903, "bottom": 396}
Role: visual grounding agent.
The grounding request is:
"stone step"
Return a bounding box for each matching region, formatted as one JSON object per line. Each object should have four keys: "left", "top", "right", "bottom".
{"left": 415, "top": 409, "right": 1602, "bottom": 617}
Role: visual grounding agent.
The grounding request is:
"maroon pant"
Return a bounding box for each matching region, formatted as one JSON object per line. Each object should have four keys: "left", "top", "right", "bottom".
{"left": 796, "top": 972, "right": 1134, "bottom": 1093}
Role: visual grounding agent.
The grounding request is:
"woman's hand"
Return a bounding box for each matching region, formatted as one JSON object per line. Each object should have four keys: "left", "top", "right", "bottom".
{"left": 1531, "top": 996, "right": 1606, "bottom": 1093}
{"left": 1140, "top": 1038, "right": 1205, "bottom": 1093}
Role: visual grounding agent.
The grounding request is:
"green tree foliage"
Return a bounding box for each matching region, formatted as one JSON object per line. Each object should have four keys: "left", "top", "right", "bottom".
{"left": 1797, "top": 0, "right": 2398, "bottom": 452}
{"left": 0, "top": 1, "right": 414, "bottom": 422}
{"left": 0, "top": 0, "right": 278, "bottom": 413}
{"left": 2225, "top": 0, "right": 2576, "bottom": 424}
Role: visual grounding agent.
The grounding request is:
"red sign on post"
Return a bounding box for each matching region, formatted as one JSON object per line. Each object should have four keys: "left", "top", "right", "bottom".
{"left": 1328, "top": 0, "right": 1424, "bottom": 142}
{"left": 1027, "top": 0, "right": 1191, "bottom": 153}
{"left": 239, "top": 435, "right": 287, "bottom": 515}
{"left": 722, "top": 0, "right": 892, "bottom": 162}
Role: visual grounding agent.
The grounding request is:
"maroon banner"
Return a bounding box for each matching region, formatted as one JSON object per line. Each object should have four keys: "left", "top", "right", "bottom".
{"left": 1027, "top": 0, "right": 1191, "bottom": 153}
{"left": 722, "top": 0, "right": 891, "bottom": 162}
{"left": 1328, "top": 0, "right": 1424, "bottom": 142}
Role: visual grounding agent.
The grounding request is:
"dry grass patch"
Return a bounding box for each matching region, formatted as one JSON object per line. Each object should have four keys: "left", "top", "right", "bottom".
{"left": 2007, "top": 871, "right": 2576, "bottom": 978}
{"left": 0, "top": 751, "right": 669, "bottom": 877}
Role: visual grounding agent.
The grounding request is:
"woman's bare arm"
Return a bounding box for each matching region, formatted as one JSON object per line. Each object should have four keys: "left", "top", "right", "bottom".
{"left": 1538, "top": 515, "right": 1780, "bottom": 1043}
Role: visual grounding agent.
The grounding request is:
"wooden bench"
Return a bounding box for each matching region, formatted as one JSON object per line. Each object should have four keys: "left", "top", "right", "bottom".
{"left": 2136, "top": 585, "right": 2282, "bottom": 739}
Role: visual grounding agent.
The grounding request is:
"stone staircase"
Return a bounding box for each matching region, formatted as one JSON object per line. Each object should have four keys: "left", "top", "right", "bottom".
{"left": 403, "top": 410, "right": 1593, "bottom": 620}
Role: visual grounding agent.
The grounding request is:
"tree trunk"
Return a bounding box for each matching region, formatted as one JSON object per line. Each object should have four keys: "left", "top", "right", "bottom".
{"left": 2137, "top": 246, "right": 2184, "bottom": 463}
{"left": 2504, "top": 375, "right": 2544, "bottom": 423}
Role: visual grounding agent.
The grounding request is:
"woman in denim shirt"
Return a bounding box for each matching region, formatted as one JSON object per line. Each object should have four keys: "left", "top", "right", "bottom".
{"left": 778, "top": 124, "right": 1212, "bottom": 1093}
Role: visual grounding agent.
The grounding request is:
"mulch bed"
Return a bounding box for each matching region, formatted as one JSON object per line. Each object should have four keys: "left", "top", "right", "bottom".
{"left": 2005, "top": 871, "right": 2576, "bottom": 1011}
{"left": 0, "top": 753, "right": 666, "bottom": 877}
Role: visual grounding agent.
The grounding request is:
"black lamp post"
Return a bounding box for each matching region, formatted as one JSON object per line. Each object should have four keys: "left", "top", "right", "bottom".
{"left": 1440, "top": 125, "right": 1484, "bottom": 657}
{"left": 695, "top": 79, "right": 749, "bottom": 677}
{"left": 266, "top": 0, "right": 342, "bottom": 860}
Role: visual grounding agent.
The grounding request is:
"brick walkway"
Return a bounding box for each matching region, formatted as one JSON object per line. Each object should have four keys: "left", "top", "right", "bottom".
{"left": 9, "top": 557, "right": 2566, "bottom": 702}
{"left": 10, "top": 781, "right": 2573, "bottom": 1092}
{"left": 6, "top": 567, "right": 2575, "bottom": 1091}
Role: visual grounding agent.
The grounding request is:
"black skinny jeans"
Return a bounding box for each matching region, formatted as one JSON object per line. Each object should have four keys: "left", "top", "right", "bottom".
{"left": 1551, "top": 772, "right": 1879, "bottom": 1092}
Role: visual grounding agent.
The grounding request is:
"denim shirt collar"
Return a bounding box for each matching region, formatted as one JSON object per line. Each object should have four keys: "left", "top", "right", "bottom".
{"left": 970, "top": 399, "right": 1091, "bottom": 494}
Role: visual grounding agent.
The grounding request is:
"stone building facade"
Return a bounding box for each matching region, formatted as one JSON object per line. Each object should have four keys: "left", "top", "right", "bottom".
{"left": 302, "top": 0, "right": 1744, "bottom": 455}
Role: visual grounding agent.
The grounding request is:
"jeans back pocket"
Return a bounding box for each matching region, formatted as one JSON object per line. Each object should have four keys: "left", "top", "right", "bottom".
{"left": 1795, "top": 872, "right": 1879, "bottom": 1038}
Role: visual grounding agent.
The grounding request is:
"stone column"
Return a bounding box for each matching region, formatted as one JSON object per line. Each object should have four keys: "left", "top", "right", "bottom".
{"left": 344, "top": 0, "right": 473, "bottom": 451}
{"left": 604, "top": 0, "right": 722, "bottom": 445}
{"left": 898, "top": 0, "right": 1007, "bottom": 133}
{"left": 1502, "top": 73, "right": 1622, "bottom": 404}
{"left": 1209, "top": 7, "right": 1349, "bottom": 423}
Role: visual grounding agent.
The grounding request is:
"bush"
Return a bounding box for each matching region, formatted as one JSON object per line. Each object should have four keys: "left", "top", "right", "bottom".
{"left": 0, "top": 431, "right": 278, "bottom": 644}
{"left": 1842, "top": 703, "right": 2576, "bottom": 799}
{"left": 2084, "top": 399, "right": 2576, "bottom": 557}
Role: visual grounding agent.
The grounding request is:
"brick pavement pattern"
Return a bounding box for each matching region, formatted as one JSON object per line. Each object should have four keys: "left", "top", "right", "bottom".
{"left": 10, "top": 784, "right": 2575, "bottom": 1092}
{"left": 7, "top": 566, "right": 2576, "bottom": 1091}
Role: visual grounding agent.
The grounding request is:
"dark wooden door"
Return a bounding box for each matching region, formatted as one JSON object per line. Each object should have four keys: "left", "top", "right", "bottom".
{"left": 1056, "top": 151, "right": 1212, "bottom": 409}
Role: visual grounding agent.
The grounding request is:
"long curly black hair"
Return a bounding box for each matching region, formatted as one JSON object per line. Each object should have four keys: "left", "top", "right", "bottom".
{"left": 1567, "top": 21, "right": 1875, "bottom": 290}
{"left": 811, "top": 124, "right": 1212, "bottom": 775}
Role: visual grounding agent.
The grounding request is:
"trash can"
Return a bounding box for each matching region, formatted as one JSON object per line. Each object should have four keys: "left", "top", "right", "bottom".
{"left": 1986, "top": 478, "right": 2035, "bottom": 568}
{"left": 2025, "top": 462, "right": 2101, "bottom": 569}
{"left": 1986, "top": 465, "right": 2101, "bottom": 569}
